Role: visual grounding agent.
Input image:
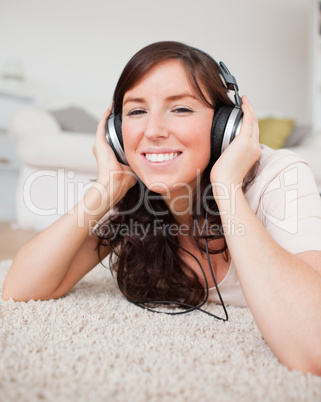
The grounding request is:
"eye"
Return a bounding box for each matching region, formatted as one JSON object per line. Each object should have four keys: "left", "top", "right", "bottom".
{"left": 127, "top": 109, "right": 146, "bottom": 116}
{"left": 172, "top": 107, "right": 193, "bottom": 114}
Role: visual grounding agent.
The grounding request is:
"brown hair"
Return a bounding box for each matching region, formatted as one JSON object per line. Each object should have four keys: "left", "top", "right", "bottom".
{"left": 97, "top": 41, "right": 235, "bottom": 308}
{"left": 113, "top": 41, "right": 233, "bottom": 115}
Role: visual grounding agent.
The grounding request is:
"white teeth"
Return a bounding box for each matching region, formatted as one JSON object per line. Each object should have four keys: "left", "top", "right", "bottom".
{"left": 145, "top": 152, "right": 179, "bottom": 162}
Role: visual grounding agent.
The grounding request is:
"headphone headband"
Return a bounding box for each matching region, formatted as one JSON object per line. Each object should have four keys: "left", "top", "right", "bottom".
{"left": 190, "top": 47, "right": 242, "bottom": 107}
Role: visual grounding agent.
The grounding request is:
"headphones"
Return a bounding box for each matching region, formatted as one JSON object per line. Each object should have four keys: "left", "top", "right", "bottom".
{"left": 106, "top": 46, "right": 243, "bottom": 166}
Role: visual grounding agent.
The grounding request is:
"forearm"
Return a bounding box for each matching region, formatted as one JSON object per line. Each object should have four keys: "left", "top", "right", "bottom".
{"left": 3, "top": 180, "right": 117, "bottom": 300}
{"left": 213, "top": 184, "right": 321, "bottom": 373}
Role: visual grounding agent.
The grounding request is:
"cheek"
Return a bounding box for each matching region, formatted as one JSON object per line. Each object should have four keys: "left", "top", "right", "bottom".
{"left": 196, "top": 142, "right": 211, "bottom": 171}
{"left": 122, "top": 121, "right": 141, "bottom": 159}
{"left": 187, "top": 121, "right": 212, "bottom": 163}
{"left": 201, "top": 114, "right": 214, "bottom": 164}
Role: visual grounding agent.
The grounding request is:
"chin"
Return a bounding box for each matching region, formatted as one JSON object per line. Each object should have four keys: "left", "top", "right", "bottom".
{"left": 144, "top": 182, "right": 173, "bottom": 195}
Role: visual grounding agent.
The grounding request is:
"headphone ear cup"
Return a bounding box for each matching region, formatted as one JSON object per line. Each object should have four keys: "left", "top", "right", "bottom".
{"left": 106, "top": 113, "right": 128, "bottom": 165}
{"left": 211, "top": 106, "right": 234, "bottom": 164}
{"left": 113, "top": 113, "right": 123, "bottom": 148}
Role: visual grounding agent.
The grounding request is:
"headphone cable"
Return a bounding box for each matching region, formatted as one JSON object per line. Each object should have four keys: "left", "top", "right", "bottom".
{"left": 130, "top": 197, "right": 229, "bottom": 321}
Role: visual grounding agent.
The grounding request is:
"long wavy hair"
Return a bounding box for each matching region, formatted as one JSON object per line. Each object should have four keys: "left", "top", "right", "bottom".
{"left": 96, "top": 41, "right": 241, "bottom": 308}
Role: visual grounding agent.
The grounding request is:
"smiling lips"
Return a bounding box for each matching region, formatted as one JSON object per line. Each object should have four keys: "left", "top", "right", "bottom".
{"left": 144, "top": 152, "right": 181, "bottom": 162}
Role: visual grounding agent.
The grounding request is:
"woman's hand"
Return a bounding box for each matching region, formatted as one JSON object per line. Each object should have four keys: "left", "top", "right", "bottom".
{"left": 92, "top": 108, "right": 137, "bottom": 197}
{"left": 210, "top": 96, "right": 261, "bottom": 188}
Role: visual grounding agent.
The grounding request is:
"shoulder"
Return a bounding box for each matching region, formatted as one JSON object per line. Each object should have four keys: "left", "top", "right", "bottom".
{"left": 256, "top": 144, "right": 308, "bottom": 180}
{"left": 244, "top": 144, "right": 314, "bottom": 212}
{"left": 243, "top": 145, "right": 321, "bottom": 255}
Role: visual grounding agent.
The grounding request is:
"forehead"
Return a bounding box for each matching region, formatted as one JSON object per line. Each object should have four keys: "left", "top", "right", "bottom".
{"left": 124, "top": 59, "right": 194, "bottom": 97}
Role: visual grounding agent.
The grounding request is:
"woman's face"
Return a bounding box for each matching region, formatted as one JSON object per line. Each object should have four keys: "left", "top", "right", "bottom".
{"left": 122, "top": 59, "right": 214, "bottom": 200}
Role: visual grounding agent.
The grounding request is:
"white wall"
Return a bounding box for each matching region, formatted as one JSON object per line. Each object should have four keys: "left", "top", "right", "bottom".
{"left": 0, "top": 0, "right": 311, "bottom": 123}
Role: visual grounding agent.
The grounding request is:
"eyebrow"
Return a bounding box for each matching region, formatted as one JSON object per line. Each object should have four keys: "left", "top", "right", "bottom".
{"left": 123, "top": 93, "right": 198, "bottom": 106}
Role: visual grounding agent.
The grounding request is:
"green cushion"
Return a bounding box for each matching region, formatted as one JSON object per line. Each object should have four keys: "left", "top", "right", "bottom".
{"left": 258, "top": 118, "right": 295, "bottom": 149}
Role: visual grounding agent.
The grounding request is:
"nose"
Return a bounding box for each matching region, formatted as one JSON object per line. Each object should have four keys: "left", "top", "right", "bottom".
{"left": 144, "top": 113, "right": 169, "bottom": 141}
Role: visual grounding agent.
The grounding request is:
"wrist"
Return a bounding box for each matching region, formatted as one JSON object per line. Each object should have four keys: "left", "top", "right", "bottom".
{"left": 97, "top": 168, "right": 137, "bottom": 202}
{"left": 91, "top": 179, "right": 125, "bottom": 210}
{"left": 211, "top": 180, "right": 244, "bottom": 212}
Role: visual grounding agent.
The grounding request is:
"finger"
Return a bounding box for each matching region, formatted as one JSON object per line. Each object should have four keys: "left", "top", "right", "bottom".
{"left": 244, "top": 99, "right": 259, "bottom": 143}
{"left": 96, "top": 108, "right": 112, "bottom": 137}
{"left": 241, "top": 97, "right": 258, "bottom": 139}
{"left": 240, "top": 102, "right": 253, "bottom": 137}
{"left": 97, "top": 108, "right": 111, "bottom": 128}
{"left": 97, "top": 108, "right": 111, "bottom": 129}
{"left": 253, "top": 122, "right": 260, "bottom": 145}
{"left": 241, "top": 96, "right": 254, "bottom": 119}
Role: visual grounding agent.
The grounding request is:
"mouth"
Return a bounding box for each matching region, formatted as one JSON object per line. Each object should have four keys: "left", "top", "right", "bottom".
{"left": 143, "top": 152, "right": 182, "bottom": 163}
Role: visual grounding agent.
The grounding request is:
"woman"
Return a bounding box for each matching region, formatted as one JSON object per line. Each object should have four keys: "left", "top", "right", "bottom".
{"left": 3, "top": 41, "right": 321, "bottom": 375}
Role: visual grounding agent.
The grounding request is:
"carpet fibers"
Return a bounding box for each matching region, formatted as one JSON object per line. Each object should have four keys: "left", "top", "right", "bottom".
{"left": 0, "top": 259, "right": 320, "bottom": 401}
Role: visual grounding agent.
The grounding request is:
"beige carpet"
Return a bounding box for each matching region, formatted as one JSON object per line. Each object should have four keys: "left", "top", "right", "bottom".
{"left": 0, "top": 259, "right": 320, "bottom": 402}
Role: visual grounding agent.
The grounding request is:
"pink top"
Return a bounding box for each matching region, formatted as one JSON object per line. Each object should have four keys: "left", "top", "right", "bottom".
{"left": 207, "top": 145, "right": 321, "bottom": 307}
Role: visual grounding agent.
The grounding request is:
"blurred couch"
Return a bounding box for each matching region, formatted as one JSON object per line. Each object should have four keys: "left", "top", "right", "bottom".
{"left": 9, "top": 104, "right": 101, "bottom": 230}
{"left": 8, "top": 104, "right": 321, "bottom": 230}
